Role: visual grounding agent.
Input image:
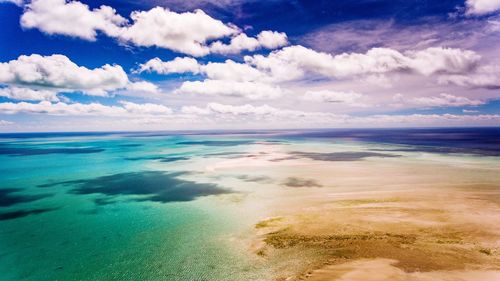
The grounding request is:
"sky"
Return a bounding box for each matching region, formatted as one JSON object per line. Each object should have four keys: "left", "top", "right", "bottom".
{"left": 0, "top": 0, "right": 500, "bottom": 132}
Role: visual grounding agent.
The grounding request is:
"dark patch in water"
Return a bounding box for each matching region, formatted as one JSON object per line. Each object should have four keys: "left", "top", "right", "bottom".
{"left": 204, "top": 152, "right": 246, "bottom": 156}
{"left": 254, "top": 140, "right": 288, "bottom": 145}
{"left": 236, "top": 175, "right": 273, "bottom": 183}
{"left": 371, "top": 146, "right": 494, "bottom": 155}
{"left": 177, "top": 140, "right": 254, "bottom": 146}
{"left": 118, "top": 143, "right": 143, "bottom": 147}
{"left": 289, "top": 151, "right": 399, "bottom": 161}
{"left": 93, "top": 197, "right": 116, "bottom": 206}
{"left": 42, "top": 171, "right": 231, "bottom": 204}
{"left": 284, "top": 128, "right": 500, "bottom": 156}
{"left": 0, "top": 208, "right": 57, "bottom": 221}
{"left": 124, "top": 155, "right": 189, "bottom": 162}
{"left": 0, "top": 144, "right": 104, "bottom": 156}
{"left": 159, "top": 157, "right": 190, "bottom": 162}
{"left": 124, "top": 156, "right": 166, "bottom": 161}
{"left": 283, "top": 177, "right": 322, "bottom": 188}
{"left": 0, "top": 188, "right": 52, "bottom": 207}
{"left": 203, "top": 152, "right": 249, "bottom": 159}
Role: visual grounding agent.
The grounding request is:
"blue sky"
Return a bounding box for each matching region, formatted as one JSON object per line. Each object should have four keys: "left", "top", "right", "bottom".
{"left": 0, "top": 0, "right": 499, "bottom": 131}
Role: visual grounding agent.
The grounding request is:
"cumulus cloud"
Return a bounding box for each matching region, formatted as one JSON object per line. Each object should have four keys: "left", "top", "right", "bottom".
{"left": 137, "top": 57, "right": 201, "bottom": 74}
{"left": 182, "top": 102, "right": 283, "bottom": 116}
{"left": 0, "top": 87, "right": 60, "bottom": 101}
{"left": 138, "top": 58, "right": 265, "bottom": 82}
{"left": 21, "top": 1, "right": 235, "bottom": 56}
{"left": 257, "top": 31, "right": 289, "bottom": 49}
{"left": 0, "top": 120, "right": 14, "bottom": 125}
{"left": 1, "top": 99, "right": 499, "bottom": 128}
{"left": 210, "top": 31, "right": 288, "bottom": 54}
{"left": 118, "top": 101, "right": 172, "bottom": 114}
{"left": 179, "top": 102, "right": 500, "bottom": 127}
{"left": 139, "top": 58, "right": 280, "bottom": 100}
{"left": 175, "top": 79, "right": 285, "bottom": 99}
{"left": 244, "top": 45, "right": 481, "bottom": 81}
{"left": 439, "top": 65, "right": 500, "bottom": 89}
{"left": 355, "top": 113, "right": 500, "bottom": 126}
{"left": 180, "top": 103, "right": 341, "bottom": 123}
{"left": 209, "top": 33, "right": 260, "bottom": 54}
{"left": 126, "top": 81, "right": 159, "bottom": 93}
{"left": 118, "top": 8, "right": 238, "bottom": 56}
{"left": 144, "top": 45, "right": 485, "bottom": 102}
{"left": 466, "top": 0, "right": 500, "bottom": 15}
{"left": 0, "top": 54, "right": 156, "bottom": 96}
{"left": 411, "top": 93, "right": 484, "bottom": 107}
{"left": 302, "top": 90, "right": 364, "bottom": 106}
{"left": 20, "top": 0, "right": 287, "bottom": 56}
{"left": 201, "top": 60, "right": 265, "bottom": 82}
{"left": 21, "top": 0, "right": 126, "bottom": 40}
{"left": 0, "top": 100, "right": 172, "bottom": 116}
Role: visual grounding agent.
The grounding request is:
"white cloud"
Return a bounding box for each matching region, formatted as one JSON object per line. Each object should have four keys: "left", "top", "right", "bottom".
{"left": 126, "top": 81, "right": 159, "bottom": 93}
{"left": 0, "top": 54, "right": 156, "bottom": 96}
{"left": 202, "top": 60, "right": 265, "bottom": 82}
{"left": 182, "top": 102, "right": 281, "bottom": 116}
{"left": 210, "top": 33, "right": 260, "bottom": 54}
{"left": 180, "top": 103, "right": 336, "bottom": 122}
{"left": 137, "top": 57, "right": 201, "bottom": 74}
{"left": 0, "top": 120, "right": 14, "bottom": 125}
{"left": 0, "top": 100, "right": 172, "bottom": 116}
{"left": 466, "top": 0, "right": 500, "bottom": 15}
{"left": 210, "top": 30, "right": 288, "bottom": 54}
{"left": 405, "top": 47, "right": 480, "bottom": 76}
{"left": 21, "top": 1, "right": 238, "bottom": 56}
{"left": 411, "top": 93, "right": 484, "bottom": 107}
{"left": 302, "top": 90, "right": 364, "bottom": 105}
{"left": 0, "top": 87, "right": 60, "bottom": 101}
{"left": 175, "top": 79, "right": 285, "bottom": 99}
{"left": 118, "top": 101, "right": 172, "bottom": 114}
{"left": 21, "top": 0, "right": 126, "bottom": 40}
{"left": 138, "top": 57, "right": 265, "bottom": 82}
{"left": 179, "top": 102, "right": 500, "bottom": 127}
{"left": 357, "top": 113, "right": 500, "bottom": 126}
{"left": 439, "top": 65, "right": 500, "bottom": 89}
{"left": 1, "top": 100, "right": 499, "bottom": 129}
{"left": 257, "top": 31, "right": 288, "bottom": 49}
{"left": 139, "top": 57, "right": 280, "bottom": 100}
{"left": 0, "top": 101, "right": 124, "bottom": 115}
{"left": 118, "top": 8, "right": 238, "bottom": 56}
{"left": 463, "top": 109, "right": 479, "bottom": 113}
{"left": 0, "top": 0, "right": 23, "bottom": 6}
{"left": 20, "top": 1, "right": 287, "bottom": 56}
{"left": 145, "top": 46, "right": 485, "bottom": 103}
{"left": 244, "top": 45, "right": 481, "bottom": 81}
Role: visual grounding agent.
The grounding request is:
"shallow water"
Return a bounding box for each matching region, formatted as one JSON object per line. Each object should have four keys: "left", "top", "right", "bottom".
{"left": 0, "top": 129, "right": 498, "bottom": 280}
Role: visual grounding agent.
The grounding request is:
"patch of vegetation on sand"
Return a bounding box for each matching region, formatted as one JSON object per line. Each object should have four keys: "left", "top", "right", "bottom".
{"left": 334, "top": 198, "right": 400, "bottom": 206}
{"left": 263, "top": 227, "right": 492, "bottom": 272}
{"left": 255, "top": 217, "right": 284, "bottom": 229}
{"left": 479, "top": 247, "right": 493, "bottom": 255}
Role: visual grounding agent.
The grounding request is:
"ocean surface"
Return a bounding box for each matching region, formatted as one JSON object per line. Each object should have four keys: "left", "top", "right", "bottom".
{"left": 0, "top": 128, "right": 499, "bottom": 280}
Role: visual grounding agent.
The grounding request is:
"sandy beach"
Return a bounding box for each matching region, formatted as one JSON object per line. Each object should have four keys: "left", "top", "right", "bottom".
{"left": 204, "top": 143, "right": 500, "bottom": 280}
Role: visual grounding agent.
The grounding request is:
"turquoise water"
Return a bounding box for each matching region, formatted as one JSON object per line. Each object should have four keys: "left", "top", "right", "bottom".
{"left": 1, "top": 129, "right": 499, "bottom": 280}
{"left": 0, "top": 134, "right": 277, "bottom": 280}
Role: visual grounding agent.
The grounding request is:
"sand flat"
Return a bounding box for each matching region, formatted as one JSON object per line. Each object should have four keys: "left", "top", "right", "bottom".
{"left": 222, "top": 144, "right": 500, "bottom": 280}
